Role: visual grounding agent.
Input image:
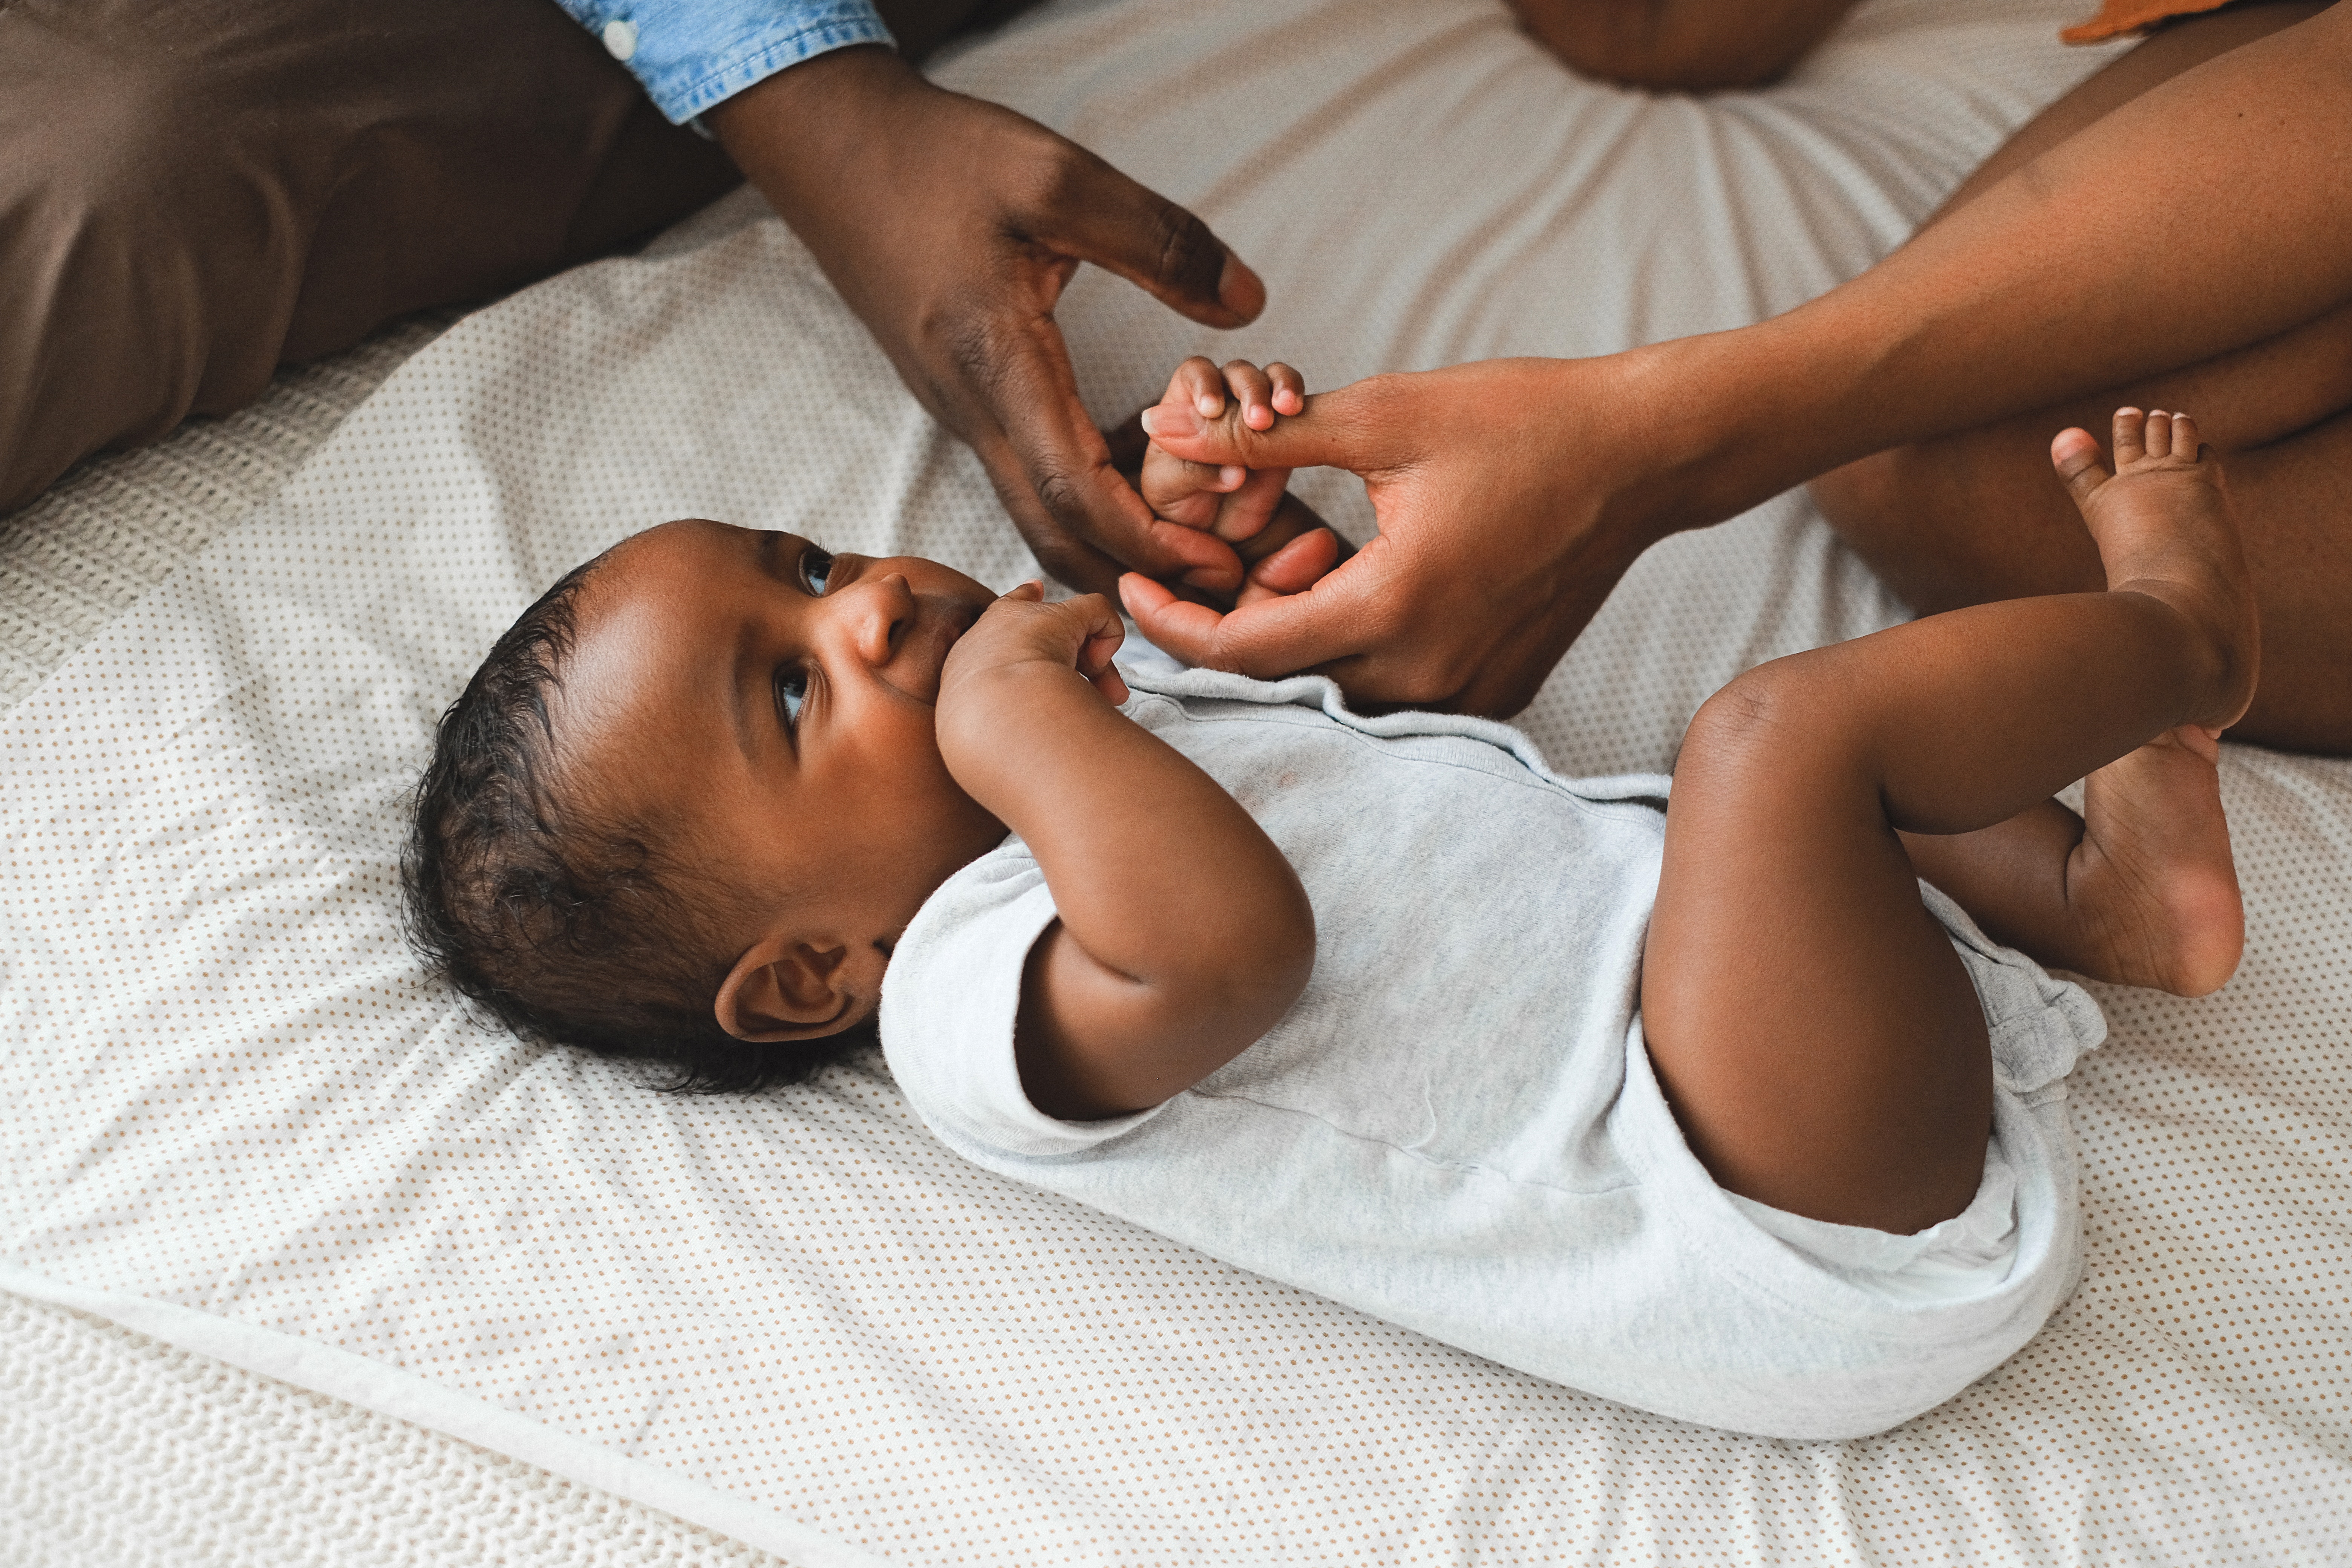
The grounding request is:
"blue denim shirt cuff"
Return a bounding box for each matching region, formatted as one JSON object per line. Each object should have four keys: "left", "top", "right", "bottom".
{"left": 555, "top": 2, "right": 896, "bottom": 127}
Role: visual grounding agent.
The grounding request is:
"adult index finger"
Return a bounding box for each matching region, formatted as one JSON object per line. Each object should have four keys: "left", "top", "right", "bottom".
{"left": 1139, "top": 377, "right": 1403, "bottom": 481}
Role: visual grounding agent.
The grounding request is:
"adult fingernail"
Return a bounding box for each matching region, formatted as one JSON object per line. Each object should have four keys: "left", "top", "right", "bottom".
{"left": 1217, "top": 254, "right": 1266, "bottom": 319}
{"left": 1139, "top": 408, "right": 1161, "bottom": 436}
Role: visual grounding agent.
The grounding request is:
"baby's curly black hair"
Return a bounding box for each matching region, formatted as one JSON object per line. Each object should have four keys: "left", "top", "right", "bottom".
{"left": 402, "top": 553, "right": 871, "bottom": 1093}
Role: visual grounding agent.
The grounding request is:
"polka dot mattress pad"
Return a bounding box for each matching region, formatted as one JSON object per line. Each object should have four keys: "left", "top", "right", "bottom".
{"left": 3, "top": 0, "right": 2345, "bottom": 1561}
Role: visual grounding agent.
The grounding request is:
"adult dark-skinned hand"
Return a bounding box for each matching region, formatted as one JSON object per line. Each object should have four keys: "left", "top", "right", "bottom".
{"left": 1119, "top": 355, "right": 1714, "bottom": 718}
{"left": 706, "top": 46, "right": 1268, "bottom": 596}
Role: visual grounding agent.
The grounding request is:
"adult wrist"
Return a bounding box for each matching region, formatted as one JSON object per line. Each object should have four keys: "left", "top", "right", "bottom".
{"left": 1586, "top": 320, "right": 1854, "bottom": 541}
{"left": 555, "top": 1, "right": 898, "bottom": 127}
{"left": 704, "top": 44, "right": 925, "bottom": 212}
{"left": 1519, "top": 343, "right": 1737, "bottom": 558}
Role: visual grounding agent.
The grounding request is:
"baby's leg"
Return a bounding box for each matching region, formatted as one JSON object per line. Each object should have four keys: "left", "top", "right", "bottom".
{"left": 1645, "top": 409, "right": 2256, "bottom": 1234}
{"left": 1896, "top": 725, "right": 2241, "bottom": 1000}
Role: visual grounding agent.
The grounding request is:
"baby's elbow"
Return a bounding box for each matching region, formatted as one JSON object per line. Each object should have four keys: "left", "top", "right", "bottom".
{"left": 1265, "top": 881, "right": 1318, "bottom": 1013}
{"left": 1197, "top": 877, "right": 1317, "bottom": 1041}
{"left": 1254, "top": 881, "right": 1320, "bottom": 1040}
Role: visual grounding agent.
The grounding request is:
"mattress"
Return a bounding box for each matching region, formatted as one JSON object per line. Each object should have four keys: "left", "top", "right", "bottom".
{"left": 6, "top": 1, "right": 2347, "bottom": 1564}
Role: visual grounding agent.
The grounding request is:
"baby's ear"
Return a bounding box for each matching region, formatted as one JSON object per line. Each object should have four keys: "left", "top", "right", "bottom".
{"left": 715, "top": 934, "right": 862, "bottom": 1041}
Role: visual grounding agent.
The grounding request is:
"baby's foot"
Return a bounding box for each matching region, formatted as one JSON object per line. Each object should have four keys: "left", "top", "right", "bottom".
{"left": 2053, "top": 407, "right": 2260, "bottom": 732}
{"left": 2062, "top": 723, "right": 2243, "bottom": 996}
{"left": 2044, "top": 409, "right": 2255, "bottom": 995}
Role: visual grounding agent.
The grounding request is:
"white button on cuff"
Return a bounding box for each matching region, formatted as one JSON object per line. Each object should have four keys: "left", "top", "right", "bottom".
{"left": 602, "top": 18, "right": 638, "bottom": 61}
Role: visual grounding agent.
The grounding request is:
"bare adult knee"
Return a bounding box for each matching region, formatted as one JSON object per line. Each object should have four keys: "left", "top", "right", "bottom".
{"left": 1807, "top": 449, "right": 1922, "bottom": 587}
{"left": 1808, "top": 445, "right": 1989, "bottom": 615}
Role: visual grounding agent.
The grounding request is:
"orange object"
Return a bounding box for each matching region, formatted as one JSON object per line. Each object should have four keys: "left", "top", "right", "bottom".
{"left": 2061, "top": 0, "right": 2236, "bottom": 44}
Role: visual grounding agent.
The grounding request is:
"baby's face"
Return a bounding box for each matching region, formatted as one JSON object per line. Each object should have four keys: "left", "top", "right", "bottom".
{"left": 556, "top": 520, "right": 1008, "bottom": 1020}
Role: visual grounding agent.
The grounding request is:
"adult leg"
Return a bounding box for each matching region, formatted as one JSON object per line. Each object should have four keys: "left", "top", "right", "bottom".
{"left": 1811, "top": 2, "right": 2349, "bottom": 750}
{"left": 0, "top": 0, "right": 742, "bottom": 516}
{"left": 1650, "top": 411, "right": 2255, "bottom": 1232}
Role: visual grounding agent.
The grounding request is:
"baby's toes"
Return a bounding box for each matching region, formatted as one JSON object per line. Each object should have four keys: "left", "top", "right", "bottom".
{"left": 2110, "top": 406, "right": 2148, "bottom": 470}
{"left": 2051, "top": 425, "right": 2114, "bottom": 509}
{"left": 2170, "top": 411, "right": 2209, "bottom": 468}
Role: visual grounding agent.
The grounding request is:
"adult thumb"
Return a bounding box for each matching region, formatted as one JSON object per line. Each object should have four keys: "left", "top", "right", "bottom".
{"left": 1040, "top": 152, "right": 1266, "bottom": 329}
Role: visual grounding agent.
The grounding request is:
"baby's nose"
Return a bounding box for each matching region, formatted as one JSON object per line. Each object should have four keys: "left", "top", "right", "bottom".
{"left": 847, "top": 573, "right": 916, "bottom": 664}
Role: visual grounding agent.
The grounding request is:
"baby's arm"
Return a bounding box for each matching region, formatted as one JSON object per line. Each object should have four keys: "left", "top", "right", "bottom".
{"left": 936, "top": 584, "right": 1315, "bottom": 1121}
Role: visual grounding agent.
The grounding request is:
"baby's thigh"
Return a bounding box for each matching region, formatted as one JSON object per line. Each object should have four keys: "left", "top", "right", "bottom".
{"left": 1641, "top": 688, "right": 1992, "bottom": 1237}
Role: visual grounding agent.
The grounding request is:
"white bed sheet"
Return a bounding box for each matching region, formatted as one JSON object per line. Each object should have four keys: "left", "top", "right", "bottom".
{"left": 6, "top": 1, "right": 2348, "bottom": 1562}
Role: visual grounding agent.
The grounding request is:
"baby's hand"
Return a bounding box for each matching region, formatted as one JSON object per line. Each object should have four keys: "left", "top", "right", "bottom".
{"left": 1139, "top": 357, "right": 1304, "bottom": 545}
{"left": 1133, "top": 356, "right": 1347, "bottom": 612}
{"left": 940, "top": 582, "right": 1130, "bottom": 710}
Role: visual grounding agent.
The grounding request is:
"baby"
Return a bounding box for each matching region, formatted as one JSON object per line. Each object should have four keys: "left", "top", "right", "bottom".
{"left": 406, "top": 362, "right": 2254, "bottom": 1438}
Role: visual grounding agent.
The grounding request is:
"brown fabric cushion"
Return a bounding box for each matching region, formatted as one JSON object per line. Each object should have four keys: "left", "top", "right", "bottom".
{"left": 0, "top": 0, "right": 741, "bottom": 514}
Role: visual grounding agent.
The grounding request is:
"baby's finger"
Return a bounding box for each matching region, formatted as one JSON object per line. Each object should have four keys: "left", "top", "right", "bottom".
{"left": 1082, "top": 627, "right": 1130, "bottom": 703}
{"left": 1222, "top": 360, "right": 1277, "bottom": 431}
{"left": 1165, "top": 356, "right": 1227, "bottom": 421}
{"left": 1001, "top": 579, "right": 1046, "bottom": 602}
{"left": 1139, "top": 443, "right": 1245, "bottom": 530}
{"left": 1155, "top": 447, "right": 1246, "bottom": 496}
{"left": 1213, "top": 465, "right": 1291, "bottom": 543}
{"left": 1077, "top": 623, "right": 1126, "bottom": 681}
{"left": 1063, "top": 593, "right": 1129, "bottom": 696}
{"left": 1061, "top": 590, "right": 1125, "bottom": 648}
{"left": 1267, "top": 363, "right": 1305, "bottom": 417}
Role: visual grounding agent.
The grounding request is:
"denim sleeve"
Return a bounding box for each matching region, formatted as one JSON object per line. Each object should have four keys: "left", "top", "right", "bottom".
{"left": 552, "top": 0, "right": 896, "bottom": 126}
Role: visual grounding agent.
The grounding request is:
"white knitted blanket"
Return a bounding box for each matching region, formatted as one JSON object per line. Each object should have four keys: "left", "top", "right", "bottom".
{"left": 8, "top": 1, "right": 2348, "bottom": 1563}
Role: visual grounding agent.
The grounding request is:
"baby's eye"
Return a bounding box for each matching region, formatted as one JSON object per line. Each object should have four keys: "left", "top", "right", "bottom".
{"left": 798, "top": 545, "right": 835, "bottom": 596}
{"left": 774, "top": 663, "right": 810, "bottom": 732}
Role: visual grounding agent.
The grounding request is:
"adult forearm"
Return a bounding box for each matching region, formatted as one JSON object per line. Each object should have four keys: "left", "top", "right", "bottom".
{"left": 1637, "top": 2, "right": 2352, "bottom": 529}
